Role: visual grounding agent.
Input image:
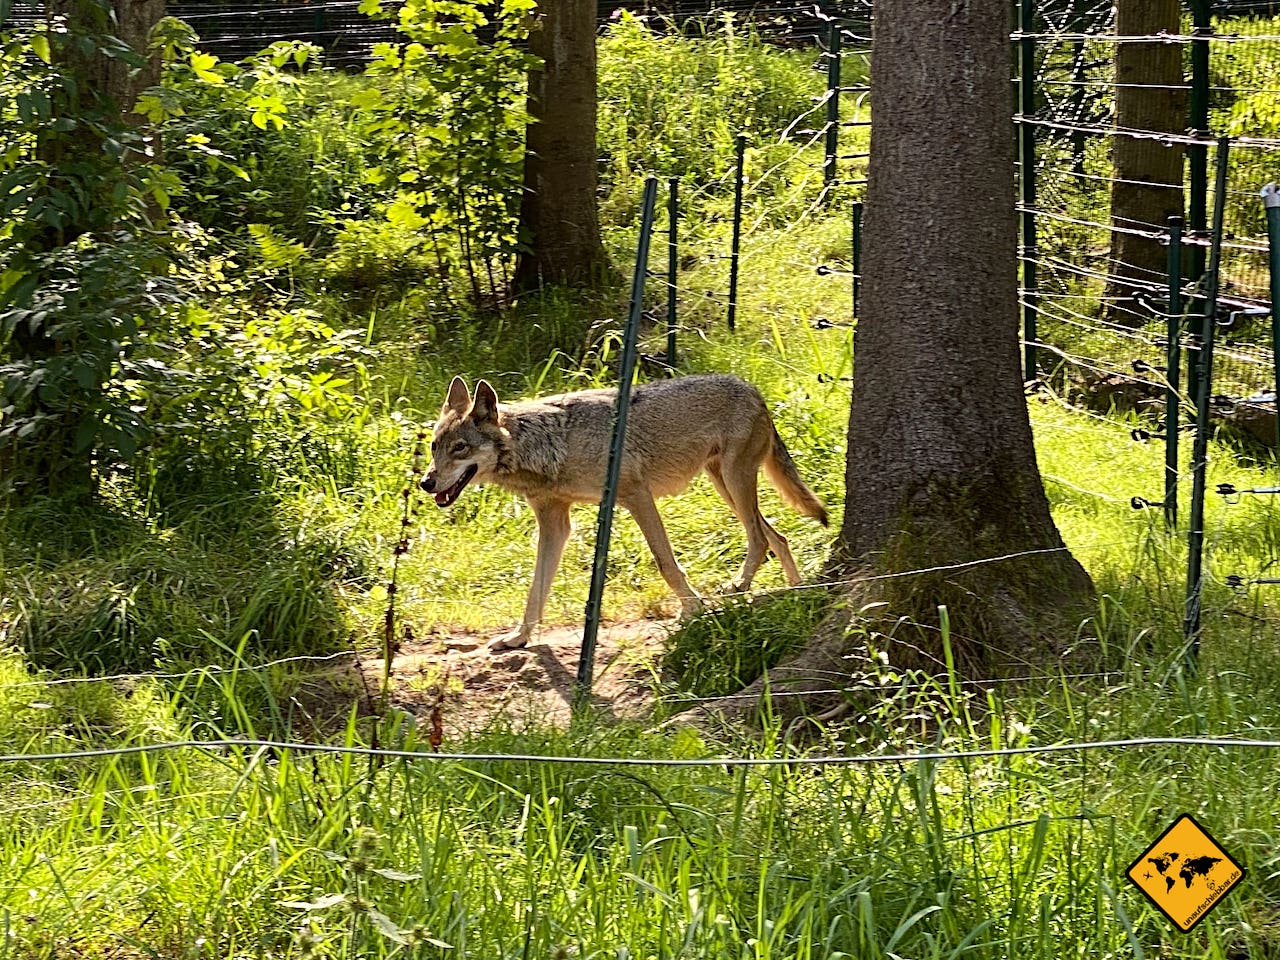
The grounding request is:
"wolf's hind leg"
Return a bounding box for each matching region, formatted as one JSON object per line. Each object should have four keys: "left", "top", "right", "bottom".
{"left": 711, "top": 454, "right": 771, "bottom": 593}
{"left": 622, "top": 491, "right": 703, "bottom": 618}
{"left": 760, "top": 517, "right": 801, "bottom": 585}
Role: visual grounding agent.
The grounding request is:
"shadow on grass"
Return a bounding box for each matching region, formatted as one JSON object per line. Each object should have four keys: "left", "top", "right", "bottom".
{"left": 0, "top": 457, "right": 357, "bottom": 676}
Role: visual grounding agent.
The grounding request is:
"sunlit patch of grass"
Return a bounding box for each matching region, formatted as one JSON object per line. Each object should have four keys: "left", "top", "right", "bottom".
{"left": 9, "top": 20, "right": 1280, "bottom": 957}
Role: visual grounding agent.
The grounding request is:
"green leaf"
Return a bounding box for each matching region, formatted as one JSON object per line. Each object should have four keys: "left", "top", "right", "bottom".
{"left": 190, "top": 51, "right": 224, "bottom": 83}
{"left": 31, "top": 33, "right": 50, "bottom": 64}
{"left": 283, "top": 893, "right": 348, "bottom": 911}
{"left": 348, "top": 88, "right": 385, "bottom": 110}
{"left": 72, "top": 416, "right": 98, "bottom": 453}
{"left": 367, "top": 909, "right": 409, "bottom": 944}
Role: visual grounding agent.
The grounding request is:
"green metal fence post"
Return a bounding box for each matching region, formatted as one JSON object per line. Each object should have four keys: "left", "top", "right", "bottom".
{"left": 824, "top": 21, "right": 842, "bottom": 189}
{"left": 1019, "top": 0, "right": 1038, "bottom": 380}
{"left": 1165, "top": 215, "right": 1183, "bottom": 529}
{"left": 1262, "top": 183, "right": 1280, "bottom": 456}
{"left": 1188, "top": 0, "right": 1212, "bottom": 286}
{"left": 579, "top": 176, "right": 660, "bottom": 699}
{"left": 852, "top": 200, "right": 863, "bottom": 319}
{"left": 667, "top": 176, "right": 679, "bottom": 366}
{"left": 1183, "top": 138, "right": 1231, "bottom": 671}
{"left": 728, "top": 133, "right": 746, "bottom": 333}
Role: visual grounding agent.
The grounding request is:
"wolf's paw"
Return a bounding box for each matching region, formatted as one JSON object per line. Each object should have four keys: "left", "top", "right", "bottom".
{"left": 718, "top": 580, "right": 749, "bottom": 596}
{"left": 488, "top": 628, "right": 530, "bottom": 652}
{"left": 678, "top": 595, "right": 705, "bottom": 620}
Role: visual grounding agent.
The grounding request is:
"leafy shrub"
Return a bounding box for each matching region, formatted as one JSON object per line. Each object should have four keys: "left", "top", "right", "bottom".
{"left": 138, "top": 293, "right": 368, "bottom": 511}
{"left": 0, "top": 234, "right": 187, "bottom": 480}
{"left": 354, "top": 0, "right": 536, "bottom": 304}
{"left": 146, "top": 26, "right": 373, "bottom": 246}
{"left": 321, "top": 217, "right": 437, "bottom": 301}
{"left": 0, "top": 2, "right": 187, "bottom": 491}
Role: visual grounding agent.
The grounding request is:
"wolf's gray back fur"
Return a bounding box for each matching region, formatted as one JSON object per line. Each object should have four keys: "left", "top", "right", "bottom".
{"left": 499, "top": 374, "right": 771, "bottom": 489}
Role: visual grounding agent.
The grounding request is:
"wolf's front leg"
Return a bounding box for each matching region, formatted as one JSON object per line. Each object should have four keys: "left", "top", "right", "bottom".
{"left": 489, "top": 499, "right": 572, "bottom": 651}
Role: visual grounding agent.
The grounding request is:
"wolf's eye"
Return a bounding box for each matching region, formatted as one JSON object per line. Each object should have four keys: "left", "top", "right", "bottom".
{"left": 450, "top": 442, "right": 470, "bottom": 457}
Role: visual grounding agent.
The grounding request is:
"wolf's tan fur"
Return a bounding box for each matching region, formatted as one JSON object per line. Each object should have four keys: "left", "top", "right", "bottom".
{"left": 422, "top": 374, "right": 828, "bottom": 650}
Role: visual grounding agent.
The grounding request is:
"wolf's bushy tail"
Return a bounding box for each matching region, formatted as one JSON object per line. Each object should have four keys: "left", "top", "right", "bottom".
{"left": 763, "top": 424, "right": 829, "bottom": 526}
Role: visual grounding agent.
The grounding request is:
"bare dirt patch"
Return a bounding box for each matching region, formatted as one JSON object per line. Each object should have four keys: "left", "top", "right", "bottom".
{"left": 327, "top": 618, "right": 675, "bottom": 735}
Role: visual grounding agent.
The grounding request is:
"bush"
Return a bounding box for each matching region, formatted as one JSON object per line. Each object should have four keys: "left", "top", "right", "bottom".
{"left": 598, "top": 14, "right": 825, "bottom": 186}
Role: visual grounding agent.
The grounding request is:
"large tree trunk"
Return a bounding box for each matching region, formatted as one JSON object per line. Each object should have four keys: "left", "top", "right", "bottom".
{"left": 1104, "top": 0, "right": 1185, "bottom": 326}
{"left": 60, "top": 0, "right": 164, "bottom": 106}
{"left": 689, "top": 0, "right": 1095, "bottom": 726}
{"left": 43, "top": 0, "right": 165, "bottom": 238}
{"left": 512, "top": 0, "right": 610, "bottom": 292}
{"left": 839, "top": 0, "right": 1094, "bottom": 673}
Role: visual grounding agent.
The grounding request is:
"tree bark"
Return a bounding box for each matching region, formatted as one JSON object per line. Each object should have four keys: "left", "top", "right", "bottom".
{"left": 1104, "top": 0, "right": 1186, "bottom": 326}
{"left": 835, "top": 0, "right": 1094, "bottom": 674}
{"left": 51, "top": 0, "right": 165, "bottom": 139}
{"left": 689, "top": 0, "right": 1095, "bottom": 725}
{"left": 512, "top": 0, "right": 610, "bottom": 292}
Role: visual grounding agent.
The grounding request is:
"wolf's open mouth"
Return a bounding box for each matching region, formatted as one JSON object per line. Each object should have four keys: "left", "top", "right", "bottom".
{"left": 434, "top": 464, "right": 477, "bottom": 508}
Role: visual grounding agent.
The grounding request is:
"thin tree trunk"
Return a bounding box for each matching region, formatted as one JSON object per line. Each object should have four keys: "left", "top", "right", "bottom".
{"left": 1104, "top": 0, "right": 1185, "bottom": 326}
{"left": 512, "top": 0, "right": 610, "bottom": 292}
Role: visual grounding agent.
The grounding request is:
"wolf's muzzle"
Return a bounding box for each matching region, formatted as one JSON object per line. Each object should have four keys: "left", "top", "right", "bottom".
{"left": 422, "top": 464, "right": 477, "bottom": 508}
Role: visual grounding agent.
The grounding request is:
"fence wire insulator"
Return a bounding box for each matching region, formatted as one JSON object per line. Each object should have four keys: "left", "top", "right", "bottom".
{"left": 1133, "top": 292, "right": 1187, "bottom": 321}
{"left": 1131, "top": 359, "right": 1166, "bottom": 375}
{"left": 1226, "top": 574, "right": 1247, "bottom": 591}
{"left": 812, "top": 317, "right": 851, "bottom": 330}
{"left": 816, "top": 372, "right": 853, "bottom": 383}
{"left": 1217, "top": 483, "right": 1238, "bottom": 501}
{"left": 1131, "top": 428, "right": 1165, "bottom": 443}
{"left": 1131, "top": 496, "right": 1162, "bottom": 511}
{"left": 1212, "top": 394, "right": 1235, "bottom": 409}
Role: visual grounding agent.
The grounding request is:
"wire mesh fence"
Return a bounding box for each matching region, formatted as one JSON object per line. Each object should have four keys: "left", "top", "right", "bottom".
{"left": 1019, "top": 0, "right": 1280, "bottom": 405}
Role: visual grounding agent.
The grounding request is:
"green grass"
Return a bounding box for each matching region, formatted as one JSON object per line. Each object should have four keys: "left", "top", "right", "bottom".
{"left": 8, "top": 18, "right": 1280, "bottom": 960}
{"left": 6, "top": 211, "right": 1280, "bottom": 954}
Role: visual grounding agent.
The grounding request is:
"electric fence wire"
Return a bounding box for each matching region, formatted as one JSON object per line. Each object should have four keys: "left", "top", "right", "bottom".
{"left": 1022, "top": 287, "right": 1277, "bottom": 373}
{"left": 1014, "top": 30, "right": 1280, "bottom": 45}
{"left": 13, "top": 733, "right": 1280, "bottom": 767}
{"left": 1016, "top": 115, "right": 1280, "bottom": 152}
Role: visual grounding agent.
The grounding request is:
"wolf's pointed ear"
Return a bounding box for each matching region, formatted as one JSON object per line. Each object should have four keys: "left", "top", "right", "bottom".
{"left": 444, "top": 376, "right": 470, "bottom": 415}
{"left": 471, "top": 379, "right": 499, "bottom": 423}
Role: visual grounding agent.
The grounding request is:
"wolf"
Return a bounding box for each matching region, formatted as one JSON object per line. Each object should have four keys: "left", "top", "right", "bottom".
{"left": 421, "top": 374, "right": 829, "bottom": 650}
